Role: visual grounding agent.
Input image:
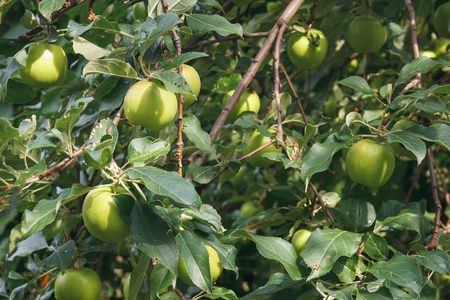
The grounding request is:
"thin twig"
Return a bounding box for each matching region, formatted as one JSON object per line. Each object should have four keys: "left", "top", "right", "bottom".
{"left": 280, "top": 64, "right": 308, "bottom": 126}
{"left": 425, "top": 148, "right": 442, "bottom": 250}
{"left": 404, "top": 160, "right": 425, "bottom": 204}
{"left": 273, "top": 22, "right": 288, "bottom": 141}
{"left": 403, "top": 0, "right": 422, "bottom": 91}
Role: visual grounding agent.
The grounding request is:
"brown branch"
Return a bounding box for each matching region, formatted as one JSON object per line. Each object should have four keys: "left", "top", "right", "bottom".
{"left": 425, "top": 148, "right": 442, "bottom": 250}
{"left": 308, "top": 180, "right": 335, "bottom": 224}
{"left": 161, "top": 0, "right": 185, "bottom": 176}
{"left": 172, "top": 287, "right": 190, "bottom": 300}
{"left": 187, "top": 0, "right": 306, "bottom": 178}
{"left": 404, "top": 160, "right": 425, "bottom": 204}
{"left": 404, "top": 0, "right": 422, "bottom": 90}
{"left": 280, "top": 64, "right": 308, "bottom": 126}
{"left": 273, "top": 22, "right": 288, "bottom": 141}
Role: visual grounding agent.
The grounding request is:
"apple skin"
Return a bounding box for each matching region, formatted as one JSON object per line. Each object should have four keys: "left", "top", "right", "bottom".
{"left": 124, "top": 81, "right": 177, "bottom": 132}
{"left": 178, "top": 245, "right": 223, "bottom": 287}
{"left": 18, "top": 43, "right": 67, "bottom": 88}
{"left": 54, "top": 268, "right": 101, "bottom": 300}
{"left": 240, "top": 200, "right": 263, "bottom": 218}
{"left": 291, "top": 229, "right": 312, "bottom": 254}
{"left": 434, "top": 2, "right": 450, "bottom": 38}
{"left": 242, "top": 130, "right": 282, "bottom": 168}
{"left": 82, "top": 186, "right": 131, "bottom": 243}
{"left": 286, "top": 28, "right": 328, "bottom": 69}
{"left": 347, "top": 16, "right": 387, "bottom": 54}
{"left": 133, "top": 2, "right": 147, "bottom": 21}
{"left": 181, "top": 64, "right": 201, "bottom": 106}
{"left": 346, "top": 140, "right": 395, "bottom": 188}
{"left": 223, "top": 89, "right": 260, "bottom": 120}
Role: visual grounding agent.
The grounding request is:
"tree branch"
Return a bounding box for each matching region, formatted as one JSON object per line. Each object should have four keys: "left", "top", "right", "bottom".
{"left": 425, "top": 148, "right": 442, "bottom": 250}
{"left": 187, "top": 0, "right": 306, "bottom": 176}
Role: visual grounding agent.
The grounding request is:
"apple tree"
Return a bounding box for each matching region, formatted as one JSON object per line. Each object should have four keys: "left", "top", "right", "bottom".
{"left": 0, "top": 0, "right": 449, "bottom": 299}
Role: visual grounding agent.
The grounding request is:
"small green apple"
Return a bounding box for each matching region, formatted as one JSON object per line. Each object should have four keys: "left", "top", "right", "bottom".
{"left": 291, "top": 229, "right": 312, "bottom": 254}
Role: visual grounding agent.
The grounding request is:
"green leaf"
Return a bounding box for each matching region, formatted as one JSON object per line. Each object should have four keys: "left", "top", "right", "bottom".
{"left": 408, "top": 123, "right": 450, "bottom": 151}
{"left": 43, "top": 240, "right": 75, "bottom": 271}
{"left": 202, "top": 235, "right": 239, "bottom": 276}
{"left": 159, "top": 52, "right": 209, "bottom": 71}
{"left": 364, "top": 232, "right": 389, "bottom": 261}
{"left": 317, "top": 282, "right": 357, "bottom": 300}
{"left": 397, "top": 56, "right": 450, "bottom": 85}
{"left": 356, "top": 288, "right": 394, "bottom": 300}
{"left": 369, "top": 253, "right": 423, "bottom": 294}
{"left": 38, "top": 0, "right": 65, "bottom": 21}
{"left": 140, "top": 13, "right": 181, "bottom": 60}
{"left": 186, "top": 14, "right": 243, "bottom": 37}
{"left": 233, "top": 229, "right": 303, "bottom": 280}
{"left": 149, "top": 264, "right": 172, "bottom": 300}
{"left": 93, "top": 76, "right": 120, "bottom": 100}
{"left": 131, "top": 202, "right": 178, "bottom": 277}
{"left": 55, "top": 106, "right": 86, "bottom": 138}
{"left": 11, "top": 116, "right": 37, "bottom": 159}
{"left": 415, "top": 96, "right": 450, "bottom": 115}
{"left": 21, "top": 184, "right": 90, "bottom": 239}
{"left": 387, "top": 131, "right": 426, "bottom": 165}
{"left": 340, "top": 199, "right": 376, "bottom": 232}
{"left": 4, "top": 79, "right": 36, "bottom": 104}
{"left": 153, "top": 71, "right": 194, "bottom": 95}
{"left": 201, "top": 286, "right": 237, "bottom": 300}
{"left": 176, "top": 231, "right": 212, "bottom": 291}
{"left": 239, "top": 273, "right": 303, "bottom": 300}
{"left": 300, "top": 227, "right": 362, "bottom": 280}
{"left": 21, "top": 200, "right": 60, "bottom": 239}
{"left": 128, "top": 166, "right": 201, "bottom": 207}
{"left": 182, "top": 114, "right": 212, "bottom": 153}
{"left": 185, "top": 164, "right": 220, "bottom": 184}
{"left": 338, "top": 76, "right": 375, "bottom": 95}
{"left": 0, "top": 117, "right": 19, "bottom": 155}
{"left": 128, "top": 138, "right": 170, "bottom": 163}
{"left": 7, "top": 231, "right": 48, "bottom": 261}
{"left": 378, "top": 205, "right": 423, "bottom": 242}
{"left": 88, "top": 118, "right": 118, "bottom": 153}
{"left": 300, "top": 134, "right": 349, "bottom": 184}
{"left": 83, "top": 148, "right": 112, "bottom": 170}
{"left": 129, "top": 252, "right": 151, "bottom": 300}
{"left": 413, "top": 250, "right": 450, "bottom": 275}
{"left": 266, "top": 93, "right": 292, "bottom": 122}
{"left": 184, "top": 204, "right": 222, "bottom": 233}
{"left": 72, "top": 37, "right": 111, "bottom": 60}
{"left": 83, "top": 59, "right": 138, "bottom": 78}
{"left": 332, "top": 255, "right": 358, "bottom": 283}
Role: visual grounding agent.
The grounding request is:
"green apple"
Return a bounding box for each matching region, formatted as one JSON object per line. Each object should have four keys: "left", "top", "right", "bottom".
{"left": 242, "top": 130, "right": 282, "bottom": 168}
{"left": 133, "top": 2, "right": 147, "bottom": 20}
{"left": 18, "top": 43, "right": 67, "bottom": 88}
{"left": 291, "top": 229, "right": 312, "bottom": 254}
{"left": 433, "top": 2, "right": 450, "bottom": 38}
{"left": 124, "top": 80, "right": 177, "bottom": 132}
{"left": 346, "top": 140, "right": 395, "bottom": 188}
{"left": 82, "top": 186, "right": 131, "bottom": 243}
{"left": 55, "top": 268, "right": 101, "bottom": 300}
{"left": 223, "top": 89, "right": 260, "bottom": 120}
{"left": 286, "top": 28, "right": 328, "bottom": 69}
{"left": 347, "top": 16, "right": 387, "bottom": 54}
{"left": 240, "top": 200, "right": 263, "bottom": 218}
{"left": 181, "top": 64, "right": 201, "bottom": 106}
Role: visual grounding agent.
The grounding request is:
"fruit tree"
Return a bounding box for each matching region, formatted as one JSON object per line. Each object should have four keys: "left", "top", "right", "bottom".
{"left": 0, "top": 0, "right": 449, "bottom": 299}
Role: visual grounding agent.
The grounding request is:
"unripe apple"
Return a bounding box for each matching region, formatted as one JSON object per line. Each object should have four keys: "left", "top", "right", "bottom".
{"left": 18, "top": 43, "right": 67, "bottom": 88}
{"left": 124, "top": 81, "right": 177, "bottom": 132}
